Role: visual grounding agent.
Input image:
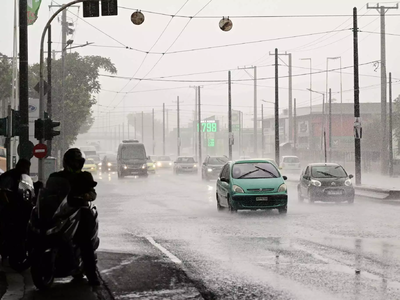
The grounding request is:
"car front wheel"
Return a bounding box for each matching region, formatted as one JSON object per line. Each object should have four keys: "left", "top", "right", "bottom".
{"left": 216, "top": 195, "right": 224, "bottom": 212}
{"left": 228, "top": 196, "right": 237, "bottom": 213}
{"left": 278, "top": 205, "right": 288, "bottom": 215}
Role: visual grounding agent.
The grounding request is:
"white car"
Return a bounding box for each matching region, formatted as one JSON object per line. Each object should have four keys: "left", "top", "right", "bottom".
{"left": 280, "top": 156, "right": 301, "bottom": 173}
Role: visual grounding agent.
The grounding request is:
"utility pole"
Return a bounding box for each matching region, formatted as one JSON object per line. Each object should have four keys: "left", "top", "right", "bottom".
{"left": 367, "top": 3, "right": 398, "bottom": 175}
{"left": 190, "top": 86, "right": 198, "bottom": 160}
{"left": 253, "top": 66, "right": 257, "bottom": 156}
{"left": 141, "top": 111, "right": 144, "bottom": 143}
{"left": 163, "top": 103, "right": 165, "bottom": 155}
{"left": 134, "top": 115, "right": 137, "bottom": 139}
{"left": 272, "top": 52, "right": 293, "bottom": 143}
{"left": 300, "top": 58, "right": 312, "bottom": 149}
{"left": 19, "top": 0, "right": 30, "bottom": 160}
{"left": 61, "top": 9, "right": 67, "bottom": 155}
{"left": 228, "top": 71, "right": 232, "bottom": 160}
{"left": 47, "top": 25, "right": 52, "bottom": 156}
{"left": 152, "top": 108, "right": 155, "bottom": 155}
{"left": 294, "top": 98, "right": 297, "bottom": 153}
{"left": 261, "top": 104, "right": 264, "bottom": 156}
{"left": 177, "top": 96, "right": 180, "bottom": 156}
{"left": 274, "top": 49, "right": 280, "bottom": 165}
{"left": 238, "top": 65, "right": 257, "bottom": 156}
{"left": 329, "top": 88, "right": 332, "bottom": 162}
{"left": 389, "top": 72, "right": 393, "bottom": 177}
{"left": 198, "top": 87, "right": 202, "bottom": 164}
{"left": 353, "top": 7, "right": 362, "bottom": 185}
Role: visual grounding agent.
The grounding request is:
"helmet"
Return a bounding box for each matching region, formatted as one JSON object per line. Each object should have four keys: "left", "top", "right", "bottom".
{"left": 63, "top": 148, "right": 85, "bottom": 172}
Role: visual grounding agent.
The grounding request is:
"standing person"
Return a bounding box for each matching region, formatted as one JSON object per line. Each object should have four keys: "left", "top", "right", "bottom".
{"left": 47, "top": 148, "right": 100, "bottom": 285}
{"left": 0, "top": 158, "right": 32, "bottom": 268}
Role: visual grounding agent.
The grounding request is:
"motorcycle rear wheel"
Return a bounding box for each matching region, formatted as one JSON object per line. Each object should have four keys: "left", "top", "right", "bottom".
{"left": 31, "top": 249, "right": 56, "bottom": 290}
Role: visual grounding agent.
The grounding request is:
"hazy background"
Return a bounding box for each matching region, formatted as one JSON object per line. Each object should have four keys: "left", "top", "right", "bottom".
{"left": 1, "top": 0, "right": 399, "bottom": 132}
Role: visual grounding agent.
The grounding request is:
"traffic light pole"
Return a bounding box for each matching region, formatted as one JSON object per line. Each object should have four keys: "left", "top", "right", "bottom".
{"left": 19, "top": 0, "right": 30, "bottom": 161}
{"left": 38, "top": 0, "right": 92, "bottom": 182}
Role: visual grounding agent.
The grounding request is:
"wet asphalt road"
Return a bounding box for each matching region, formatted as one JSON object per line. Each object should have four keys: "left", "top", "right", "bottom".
{"left": 92, "top": 169, "right": 400, "bottom": 300}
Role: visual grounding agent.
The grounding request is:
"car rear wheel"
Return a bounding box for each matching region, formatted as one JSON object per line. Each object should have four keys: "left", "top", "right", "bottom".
{"left": 297, "top": 187, "right": 304, "bottom": 202}
{"left": 308, "top": 191, "right": 315, "bottom": 204}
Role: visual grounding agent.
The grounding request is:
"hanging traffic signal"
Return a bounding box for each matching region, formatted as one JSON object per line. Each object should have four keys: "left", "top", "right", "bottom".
{"left": 44, "top": 118, "right": 60, "bottom": 141}
{"left": 34, "top": 119, "right": 44, "bottom": 140}
{"left": 101, "top": 0, "right": 118, "bottom": 16}
{"left": 11, "top": 109, "right": 21, "bottom": 137}
{"left": 0, "top": 117, "right": 8, "bottom": 137}
{"left": 83, "top": 0, "right": 99, "bottom": 18}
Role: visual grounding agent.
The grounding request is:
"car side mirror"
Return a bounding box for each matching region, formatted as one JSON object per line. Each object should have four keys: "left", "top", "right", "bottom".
{"left": 349, "top": 174, "right": 354, "bottom": 179}
{"left": 303, "top": 175, "right": 309, "bottom": 180}
{"left": 283, "top": 175, "right": 287, "bottom": 180}
{"left": 221, "top": 177, "right": 229, "bottom": 183}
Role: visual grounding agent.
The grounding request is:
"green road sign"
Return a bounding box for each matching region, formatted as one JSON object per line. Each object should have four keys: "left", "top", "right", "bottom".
{"left": 208, "top": 138, "right": 215, "bottom": 147}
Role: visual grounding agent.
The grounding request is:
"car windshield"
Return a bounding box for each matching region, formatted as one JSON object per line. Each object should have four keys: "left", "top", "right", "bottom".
{"left": 158, "top": 156, "right": 171, "bottom": 161}
{"left": 177, "top": 157, "right": 195, "bottom": 163}
{"left": 121, "top": 145, "right": 146, "bottom": 159}
{"left": 86, "top": 158, "right": 95, "bottom": 165}
{"left": 208, "top": 157, "right": 228, "bottom": 165}
{"left": 232, "top": 162, "right": 279, "bottom": 179}
{"left": 283, "top": 157, "right": 299, "bottom": 163}
{"left": 311, "top": 165, "right": 347, "bottom": 178}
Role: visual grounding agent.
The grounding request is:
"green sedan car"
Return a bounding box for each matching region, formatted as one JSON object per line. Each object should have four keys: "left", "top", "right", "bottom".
{"left": 216, "top": 159, "right": 288, "bottom": 214}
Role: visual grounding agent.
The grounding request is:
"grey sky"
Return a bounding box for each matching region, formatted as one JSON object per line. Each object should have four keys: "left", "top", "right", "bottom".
{"left": 1, "top": 0, "right": 400, "bottom": 130}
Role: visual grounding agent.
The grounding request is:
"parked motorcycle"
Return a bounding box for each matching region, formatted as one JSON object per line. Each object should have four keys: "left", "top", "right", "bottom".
{"left": 0, "top": 174, "right": 34, "bottom": 272}
{"left": 28, "top": 176, "right": 99, "bottom": 290}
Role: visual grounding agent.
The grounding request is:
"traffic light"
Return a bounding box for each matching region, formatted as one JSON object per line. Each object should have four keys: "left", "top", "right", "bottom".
{"left": 34, "top": 119, "right": 44, "bottom": 140}
{"left": 44, "top": 118, "right": 60, "bottom": 141}
{"left": 83, "top": 0, "right": 118, "bottom": 18}
{"left": 83, "top": 1, "right": 99, "bottom": 17}
{"left": 101, "top": 0, "right": 118, "bottom": 16}
{"left": 11, "top": 109, "right": 21, "bottom": 137}
{"left": 0, "top": 117, "right": 8, "bottom": 137}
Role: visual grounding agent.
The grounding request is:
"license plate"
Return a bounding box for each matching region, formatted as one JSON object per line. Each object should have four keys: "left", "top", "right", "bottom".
{"left": 327, "top": 190, "right": 342, "bottom": 195}
{"left": 256, "top": 197, "right": 269, "bottom": 201}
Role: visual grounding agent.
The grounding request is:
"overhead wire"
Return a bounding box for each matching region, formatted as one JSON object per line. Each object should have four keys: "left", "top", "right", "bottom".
{"left": 110, "top": 0, "right": 215, "bottom": 111}
{"left": 117, "top": 6, "right": 400, "bottom": 19}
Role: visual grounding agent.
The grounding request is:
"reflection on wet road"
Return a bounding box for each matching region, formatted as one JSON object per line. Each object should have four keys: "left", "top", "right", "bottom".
{"left": 94, "top": 170, "right": 400, "bottom": 299}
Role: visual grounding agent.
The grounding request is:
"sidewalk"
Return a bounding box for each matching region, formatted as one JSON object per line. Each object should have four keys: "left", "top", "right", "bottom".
{"left": 357, "top": 172, "right": 399, "bottom": 190}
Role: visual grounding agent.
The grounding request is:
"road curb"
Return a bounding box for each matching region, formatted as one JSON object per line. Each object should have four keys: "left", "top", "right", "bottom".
{"left": 0, "top": 271, "right": 6, "bottom": 299}
{"left": 95, "top": 269, "right": 115, "bottom": 300}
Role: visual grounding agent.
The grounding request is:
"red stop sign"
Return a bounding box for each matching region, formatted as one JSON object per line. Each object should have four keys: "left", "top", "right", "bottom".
{"left": 33, "top": 143, "right": 48, "bottom": 159}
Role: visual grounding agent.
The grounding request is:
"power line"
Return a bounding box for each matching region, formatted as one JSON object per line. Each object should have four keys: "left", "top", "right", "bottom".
{"left": 117, "top": 6, "right": 400, "bottom": 19}
{"left": 98, "top": 61, "right": 378, "bottom": 83}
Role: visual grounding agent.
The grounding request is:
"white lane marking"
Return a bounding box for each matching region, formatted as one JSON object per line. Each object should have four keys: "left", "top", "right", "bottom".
{"left": 145, "top": 236, "right": 182, "bottom": 264}
{"left": 2, "top": 273, "right": 24, "bottom": 300}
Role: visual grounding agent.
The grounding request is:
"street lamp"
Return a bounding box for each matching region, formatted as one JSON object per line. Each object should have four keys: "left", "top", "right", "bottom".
{"left": 326, "top": 56, "right": 343, "bottom": 137}
{"left": 306, "top": 89, "right": 327, "bottom": 163}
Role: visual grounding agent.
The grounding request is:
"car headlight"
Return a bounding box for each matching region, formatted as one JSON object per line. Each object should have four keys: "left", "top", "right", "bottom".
{"left": 311, "top": 179, "right": 322, "bottom": 187}
{"left": 232, "top": 185, "right": 244, "bottom": 193}
{"left": 123, "top": 165, "right": 128, "bottom": 170}
{"left": 142, "top": 164, "right": 147, "bottom": 169}
{"left": 169, "top": 162, "right": 172, "bottom": 166}
{"left": 207, "top": 168, "right": 213, "bottom": 172}
{"left": 98, "top": 162, "right": 102, "bottom": 166}
{"left": 345, "top": 179, "right": 352, "bottom": 186}
{"left": 107, "top": 162, "right": 112, "bottom": 167}
{"left": 278, "top": 183, "right": 287, "bottom": 192}
{"left": 194, "top": 164, "right": 197, "bottom": 168}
